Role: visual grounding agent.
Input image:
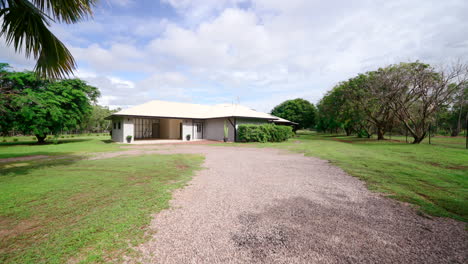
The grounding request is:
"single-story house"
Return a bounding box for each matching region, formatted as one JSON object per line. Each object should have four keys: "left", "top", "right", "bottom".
{"left": 107, "top": 100, "right": 296, "bottom": 143}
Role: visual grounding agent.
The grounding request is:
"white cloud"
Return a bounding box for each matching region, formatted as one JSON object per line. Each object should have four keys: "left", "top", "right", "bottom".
{"left": 1, "top": 0, "right": 467, "bottom": 112}
{"left": 106, "top": 0, "right": 135, "bottom": 7}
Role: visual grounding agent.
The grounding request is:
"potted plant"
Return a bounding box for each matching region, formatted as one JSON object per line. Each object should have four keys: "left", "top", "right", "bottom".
{"left": 186, "top": 134, "right": 191, "bottom": 141}
{"left": 126, "top": 135, "right": 132, "bottom": 143}
{"left": 223, "top": 121, "right": 229, "bottom": 142}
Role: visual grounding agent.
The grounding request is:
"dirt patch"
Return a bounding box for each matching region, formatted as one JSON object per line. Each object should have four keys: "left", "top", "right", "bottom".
{"left": 0, "top": 155, "right": 50, "bottom": 163}
{"left": 69, "top": 192, "right": 91, "bottom": 203}
{"left": 0, "top": 216, "right": 41, "bottom": 240}
{"left": 447, "top": 165, "right": 468, "bottom": 170}
{"left": 88, "top": 150, "right": 161, "bottom": 160}
{"left": 175, "top": 161, "right": 189, "bottom": 170}
{"left": 331, "top": 138, "right": 355, "bottom": 143}
{"left": 426, "top": 162, "right": 468, "bottom": 170}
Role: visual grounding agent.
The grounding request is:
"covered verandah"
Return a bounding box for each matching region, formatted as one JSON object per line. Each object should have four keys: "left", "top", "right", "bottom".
{"left": 133, "top": 117, "right": 183, "bottom": 141}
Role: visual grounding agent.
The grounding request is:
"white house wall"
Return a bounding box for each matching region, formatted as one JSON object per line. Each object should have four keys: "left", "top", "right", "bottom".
{"left": 123, "top": 117, "right": 134, "bottom": 143}
{"left": 182, "top": 119, "right": 193, "bottom": 141}
{"left": 111, "top": 117, "right": 134, "bottom": 143}
{"left": 204, "top": 118, "right": 235, "bottom": 141}
{"left": 111, "top": 117, "right": 124, "bottom": 142}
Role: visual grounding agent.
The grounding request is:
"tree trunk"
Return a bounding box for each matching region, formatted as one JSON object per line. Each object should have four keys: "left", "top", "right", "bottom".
{"left": 412, "top": 136, "right": 424, "bottom": 144}
{"left": 344, "top": 127, "right": 352, "bottom": 136}
{"left": 452, "top": 105, "right": 463, "bottom": 137}
{"left": 377, "top": 126, "right": 385, "bottom": 140}
{"left": 36, "top": 134, "right": 47, "bottom": 144}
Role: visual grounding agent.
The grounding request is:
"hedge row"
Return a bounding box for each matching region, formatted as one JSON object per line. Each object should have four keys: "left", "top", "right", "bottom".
{"left": 237, "top": 124, "right": 294, "bottom": 143}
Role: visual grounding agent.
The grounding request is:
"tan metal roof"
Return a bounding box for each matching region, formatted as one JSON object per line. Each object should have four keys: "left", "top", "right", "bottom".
{"left": 111, "top": 100, "right": 281, "bottom": 120}
{"left": 270, "top": 115, "right": 299, "bottom": 125}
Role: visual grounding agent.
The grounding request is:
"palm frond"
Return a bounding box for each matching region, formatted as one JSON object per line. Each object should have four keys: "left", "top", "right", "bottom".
{"left": 1, "top": 0, "right": 76, "bottom": 78}
{"left": 32, "top": 0, "right": 96, "bottom": 23}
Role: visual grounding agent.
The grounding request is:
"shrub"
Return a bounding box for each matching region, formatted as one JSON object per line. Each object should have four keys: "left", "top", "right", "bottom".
{"left": 13, "top": 138, "right": 18, "bottom": 142}
{"left": 237, "top": 124, "right": 294, "bottom": 143}
{"left": 2, "top": 139, "right": 6, "bottom": 142}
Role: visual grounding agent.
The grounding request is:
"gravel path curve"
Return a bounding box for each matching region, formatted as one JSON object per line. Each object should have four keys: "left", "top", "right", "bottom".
{"left": 129, "top": 145, "right": 466, "bottom": 264}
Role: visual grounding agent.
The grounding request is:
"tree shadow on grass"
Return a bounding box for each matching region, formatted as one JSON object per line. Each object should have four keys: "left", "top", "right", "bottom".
{"left": 0, "top": 138, "right": 91, "bottom": 146}
{"left": 0, "top": 153, "right": 84, "bottom": 177}
{"left": 101, "top": 139, "right": 113, "bottom": 144}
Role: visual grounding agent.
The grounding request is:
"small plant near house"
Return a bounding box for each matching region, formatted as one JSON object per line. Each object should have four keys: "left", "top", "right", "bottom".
{"left": 126, "top": 135, "right": 132, "bottom": 143}
{"left": 223, "top": 121, "right": 229, "bottom": 142}
{"left": 186, "top": 134, "right": 191, "bottom": 141}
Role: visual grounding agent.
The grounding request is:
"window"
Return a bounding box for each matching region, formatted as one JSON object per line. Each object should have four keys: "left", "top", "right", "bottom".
{"left": 197, "top": 123, "right": 202, "bottom": 132}
{"left": 113, "top": 122, "right": 116, "bottom": 129}
{"left": 118, "top": 122, "right": 121, "bottom": 129}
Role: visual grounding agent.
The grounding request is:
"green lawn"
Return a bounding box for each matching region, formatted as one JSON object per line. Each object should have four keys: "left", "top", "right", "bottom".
{"left": 0, "top": 137, "right": 121, "bottom": 159}
{"left": 1, "top": 133, "right": 110, "bottom": 144}
{"left": 225, "top": 132, "right": 468, "bottom": 222}
{"left": 0, "top": 140, "right": 204, "bottom": 263}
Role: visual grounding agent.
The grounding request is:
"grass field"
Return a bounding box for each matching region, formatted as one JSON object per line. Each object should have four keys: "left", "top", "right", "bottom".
{"left": 1, "top": 133, "right": 110, "bottom": 144}
{"left": 0, "top": 136, "right": 120, "bottom": 159}
{"left": 0, "top": 139, "right": 204, "bottom": 263}
{"left": 1, "top": 132, "right": 466, "bottom": 263}
{"left": 225, "top": 131, "right": 468, "bottom": 222}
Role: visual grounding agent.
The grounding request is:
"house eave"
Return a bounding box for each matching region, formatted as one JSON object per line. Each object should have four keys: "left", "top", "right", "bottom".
{"left": 107, "top": 114, "right": 278, "bottom": 121}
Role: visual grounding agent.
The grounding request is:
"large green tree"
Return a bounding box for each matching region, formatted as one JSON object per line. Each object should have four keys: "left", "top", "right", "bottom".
{"left": 383, "top": 62, "right": 467, "bottom": 143}
{"left": 0, "top": 64, "right": 99, "bottom": 143}
{"left": 271, "top": 98, "right": 317, "bottom": 129}
{"left": 316, "top": 81, "right": 372, "bottom": 137}
{"left": 0, "top": 0, "right": 96, "bottom": 78}
{"left": 80, "top": 105, "right": 119, "bottom": 133}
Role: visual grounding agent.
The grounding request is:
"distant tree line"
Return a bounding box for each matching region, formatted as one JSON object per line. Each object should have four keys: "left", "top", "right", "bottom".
{"left": 270, "top": 61, "right": 467, "bottom": 144}
{"left": 315, "top": 62, "right": 468, "bottom": 143}
{"left": 0, "top": 63, "right": 117, "bottom": 143}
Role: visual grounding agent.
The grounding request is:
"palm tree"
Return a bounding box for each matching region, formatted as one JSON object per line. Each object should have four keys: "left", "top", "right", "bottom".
{"left": 0, "top": 0, "right": 96, "bottom": 78}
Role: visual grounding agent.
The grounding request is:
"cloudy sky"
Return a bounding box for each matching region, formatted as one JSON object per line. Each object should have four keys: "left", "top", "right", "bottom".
{"left": 1, "top": 0, "right": 467, "bottom": 111}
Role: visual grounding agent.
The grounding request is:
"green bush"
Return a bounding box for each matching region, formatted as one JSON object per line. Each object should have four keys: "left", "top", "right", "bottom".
{"left": 13, "top": 138, "right": 18, "bottom": 142}
{"left": 237, "top": 124, "right": 294, "bottom": 143}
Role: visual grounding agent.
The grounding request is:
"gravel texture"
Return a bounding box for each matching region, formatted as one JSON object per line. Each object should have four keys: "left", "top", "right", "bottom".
{"left": 128, "top": 145, "right": 466, "bottom": 264}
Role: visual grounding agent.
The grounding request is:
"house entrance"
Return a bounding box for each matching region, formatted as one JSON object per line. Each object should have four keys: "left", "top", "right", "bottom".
{"left": 193, "top": 122, "right": 204, "bottom": 139}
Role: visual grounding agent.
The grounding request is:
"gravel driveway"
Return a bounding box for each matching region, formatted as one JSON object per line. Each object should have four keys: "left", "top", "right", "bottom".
{"left": 129, "top": 145, "right": 466, "bottom": 264}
